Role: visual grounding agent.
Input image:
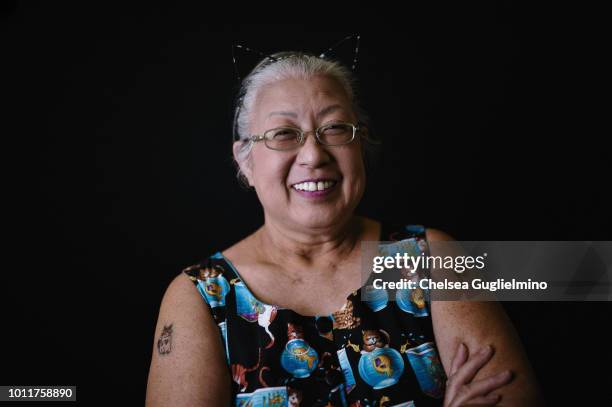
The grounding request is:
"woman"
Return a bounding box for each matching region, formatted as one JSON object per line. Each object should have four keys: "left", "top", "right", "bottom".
{"left": 146, "top": 51, "right": 542, "bottom": 406}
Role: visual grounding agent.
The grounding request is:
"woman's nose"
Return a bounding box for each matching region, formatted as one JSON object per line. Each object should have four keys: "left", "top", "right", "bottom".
{"left": 296, "top": 130, "right": 330, "bottom": 167}
{"left": 298, "top": 129, "right": 318, "bottom": 145}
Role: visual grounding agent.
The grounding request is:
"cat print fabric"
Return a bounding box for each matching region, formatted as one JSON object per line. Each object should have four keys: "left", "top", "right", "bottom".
{"left": 183, "top": 223, "right": 447, "bottom": 406}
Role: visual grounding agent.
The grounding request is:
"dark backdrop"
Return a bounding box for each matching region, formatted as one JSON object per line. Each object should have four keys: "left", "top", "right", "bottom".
{"left": 2, "top": 3, "right": 610, "bottom": 406}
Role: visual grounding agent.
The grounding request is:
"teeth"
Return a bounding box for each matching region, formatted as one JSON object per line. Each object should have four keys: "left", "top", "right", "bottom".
{"left": 292, "top": 180, "right": 336, "bottom": 191}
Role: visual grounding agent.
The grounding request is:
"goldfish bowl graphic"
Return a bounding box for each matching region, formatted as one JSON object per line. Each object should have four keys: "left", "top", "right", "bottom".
{"left": 362, "top": 285, "right": 389, "bottom": 312}
{"left": 198, "top": 276, "right": 230, "bottom": 308}
{"left": 406, "top": 342, "right": 446, "bottom": 399}
{"left": 396, "top": 288, "right": 429, "bottom": 317}
{"left": 234, "top": 282, "right": 261, "bottom": 322}
{"left": 358, "top": 347, "right": 405, "bottom": 389}
{"left": 281, "top": 339, "right": 319, "bottom": 378}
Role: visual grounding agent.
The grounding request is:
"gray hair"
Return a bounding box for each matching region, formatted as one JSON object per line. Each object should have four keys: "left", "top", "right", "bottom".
{"left": 231, "top": 51, "right": 378, "bottom": 187}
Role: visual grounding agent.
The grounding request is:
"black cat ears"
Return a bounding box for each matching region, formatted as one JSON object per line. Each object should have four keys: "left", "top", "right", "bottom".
{"left": 230, "top": 34, "right": 362, "bottom": 141}
{"left": 231, "top": 34, "right": 361, "bottom": 82}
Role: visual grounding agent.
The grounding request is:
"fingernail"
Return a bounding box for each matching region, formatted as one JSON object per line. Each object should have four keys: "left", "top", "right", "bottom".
{"left": 456, "top": 342, "right": 465, "bottom": 354}
{"left": 498, "top": 370, "right": 512, "bottom": 380}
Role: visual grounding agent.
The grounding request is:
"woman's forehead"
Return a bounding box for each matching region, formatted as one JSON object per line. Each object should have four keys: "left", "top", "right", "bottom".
{"left": 256, "top": 76, "right": 351, "bottom": 113}
{"left": 253, "top": 77, "right": 353, "bottom": 125}
{"left": 266, "top": 104, "right": 347, "bottom": 121}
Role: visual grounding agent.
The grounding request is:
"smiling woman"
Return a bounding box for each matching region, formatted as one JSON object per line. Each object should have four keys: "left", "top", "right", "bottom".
{"left": 234, "top": 74, "right": 367, "bottom": 234}
{"left": 145, "top": 50, "right": 543, "bottom": 406}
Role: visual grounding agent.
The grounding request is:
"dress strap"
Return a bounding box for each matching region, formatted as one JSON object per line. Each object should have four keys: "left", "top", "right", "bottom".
{"left": 382, "top": 221, "right": 427, "bottom": 242}
{"left": 404, "top": 224, "right": 427, "bottom": 239}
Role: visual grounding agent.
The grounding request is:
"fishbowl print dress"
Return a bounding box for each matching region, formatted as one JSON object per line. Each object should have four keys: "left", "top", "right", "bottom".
{"left": 183, "top": 222, "right": 447, "bottom": 406}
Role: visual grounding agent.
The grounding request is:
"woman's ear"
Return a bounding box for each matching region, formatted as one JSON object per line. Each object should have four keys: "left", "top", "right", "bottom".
{"left": 232, "top": 141, "right": 254, "bottom": 187}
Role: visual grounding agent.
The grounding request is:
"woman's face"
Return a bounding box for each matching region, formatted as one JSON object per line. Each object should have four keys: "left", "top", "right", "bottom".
{"left": 235, "top": 74, "right": 366, "bottom": 231}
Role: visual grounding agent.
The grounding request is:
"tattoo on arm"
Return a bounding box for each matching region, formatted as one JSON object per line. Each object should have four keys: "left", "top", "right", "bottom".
{"left": 157, "top": 324, "right": 173, "bottom": 355}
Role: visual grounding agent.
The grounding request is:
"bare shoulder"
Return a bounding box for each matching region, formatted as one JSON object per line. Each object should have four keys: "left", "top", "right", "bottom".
{"left": 424, "top": 228, "right": 458, "bottom": 261}
{"left": 145, "top": 271, "right": 230, "bottom": 407}
{"left": 425, "top": 227, "right": 456, "bottom": 242}
{"left": 163, "top": 271, "right": 204, "bottom": 307}
{"left": 154, "top": 271, "right": 216, "bottom": 331}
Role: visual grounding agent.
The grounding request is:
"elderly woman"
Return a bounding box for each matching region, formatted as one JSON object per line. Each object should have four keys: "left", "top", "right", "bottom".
{"left": 146, "top": 51, "right": 542, "bottom": 406}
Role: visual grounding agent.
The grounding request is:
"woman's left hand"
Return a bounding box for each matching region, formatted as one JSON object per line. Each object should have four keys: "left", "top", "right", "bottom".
{"left": 443, "top": 342, "right": 513, "bottom": 407}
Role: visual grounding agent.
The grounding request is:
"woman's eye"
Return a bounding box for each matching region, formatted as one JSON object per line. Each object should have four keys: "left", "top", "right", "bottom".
{"left": 322, "top": 124, "right": 350, "bottom": 135}
{"left": 273, "top": 130, "right": 297, "bottom": 139}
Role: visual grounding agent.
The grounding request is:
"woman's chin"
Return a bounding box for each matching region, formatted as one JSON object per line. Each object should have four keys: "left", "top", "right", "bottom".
{"left": 291, "top": 210, "right": 348, "bottom": 230}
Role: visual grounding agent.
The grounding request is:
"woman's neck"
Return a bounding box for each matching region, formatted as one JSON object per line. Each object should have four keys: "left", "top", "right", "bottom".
{"left": 254, "top": 215, "right": 364, "bottom": 272}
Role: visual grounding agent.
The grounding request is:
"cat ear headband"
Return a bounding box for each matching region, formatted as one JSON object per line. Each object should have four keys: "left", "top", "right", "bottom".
{"left": 231, "top": 34, "right": 361, "bottom": 142}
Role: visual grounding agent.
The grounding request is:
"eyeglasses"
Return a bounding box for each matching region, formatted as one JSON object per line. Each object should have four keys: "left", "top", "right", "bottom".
{"left": 246, "top": 121, "right": 365, "bottom": 151}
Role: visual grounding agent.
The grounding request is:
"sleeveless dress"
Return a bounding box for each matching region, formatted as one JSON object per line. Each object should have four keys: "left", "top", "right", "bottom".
{"left": 183, "top": 222, "right": 447, "bottom": 407}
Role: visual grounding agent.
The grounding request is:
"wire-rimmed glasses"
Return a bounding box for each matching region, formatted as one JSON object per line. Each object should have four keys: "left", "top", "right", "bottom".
{"left": 245, "top": 121, "right": 365, "bottom": 151}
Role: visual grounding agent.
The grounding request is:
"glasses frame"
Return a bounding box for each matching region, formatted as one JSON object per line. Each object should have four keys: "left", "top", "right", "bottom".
{"left": 246, "top": 121, "right": 365, "bottom": 151}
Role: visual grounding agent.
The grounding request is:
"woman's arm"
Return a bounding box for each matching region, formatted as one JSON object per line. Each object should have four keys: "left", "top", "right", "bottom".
{"left": 426, "top": 228, "right": 544, "bottom": 406}
{"left": 146, "top": 273, "right": 231, "bottom": 407}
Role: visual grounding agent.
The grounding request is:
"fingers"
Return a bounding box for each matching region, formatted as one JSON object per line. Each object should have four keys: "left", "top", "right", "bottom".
{"left": 452, "top": 370, "right": 513, "bottom": 407}
{"left": 451, "top": 344, "right": 494, "bottom": 386}
{"left": 467, "top": 370, "right": 513, "bottom": 397}
{"left": 444, "top": 344, "right": 512, "bottom": 407}
{"left": 450, "top": 342, "right": 468, "bottom": 376}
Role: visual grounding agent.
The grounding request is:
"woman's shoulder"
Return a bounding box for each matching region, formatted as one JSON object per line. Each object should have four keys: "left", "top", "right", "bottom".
{"left": 425, "top": 227, "right": 456, "bottom": 242}
{"left": 152, "top": 269, "right": 226, "bottom": 361}
{"left": 146, "top": 270, "right": 231, "bottom": 406}
{"left": 164, "top": 269, "right": 213, "bottom": 312}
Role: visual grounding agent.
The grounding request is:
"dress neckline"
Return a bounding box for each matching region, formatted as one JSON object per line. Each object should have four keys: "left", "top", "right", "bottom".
{"left": 216, "top": 219, "right": 388, "bottom": 319}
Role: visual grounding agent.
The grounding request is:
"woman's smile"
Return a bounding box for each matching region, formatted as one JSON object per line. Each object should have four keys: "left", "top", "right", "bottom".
{"left": 290, "top": 179, "right": 339, "bottom": 199}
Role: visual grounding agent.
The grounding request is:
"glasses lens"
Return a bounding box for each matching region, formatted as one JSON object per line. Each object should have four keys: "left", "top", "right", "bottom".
{"left": 319, "top": 123, "right": 355, "bottom": 145}
{"left": 265, "top": 128, "right": 301, "bottom": 150}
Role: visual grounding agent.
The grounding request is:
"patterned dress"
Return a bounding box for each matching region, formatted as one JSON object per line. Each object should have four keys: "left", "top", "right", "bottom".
{"left": 183, "top": 222, "right": 447, "bottom": 406}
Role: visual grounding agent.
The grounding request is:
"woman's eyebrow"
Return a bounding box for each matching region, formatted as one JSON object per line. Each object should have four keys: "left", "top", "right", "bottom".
{"left": 267, "top": 110, "right": 298, "bottom": 119}
{"left": 266, "top": 104, "right": 344, "bottom": 120}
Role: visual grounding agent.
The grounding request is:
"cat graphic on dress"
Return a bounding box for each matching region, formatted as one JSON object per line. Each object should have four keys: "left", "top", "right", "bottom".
{"left": 197, "top": 265, "right": 226, "bottom": 298}
{"left": 197, "top": 264, "right": 224, "bottom": 279}
{"left": 361, "top": 329, "right": 390, "bottom": 354}
{"left": 287, "top": 322, "right": 303, "bottom": 340}
{"left": 287, "top": 387, "right": 302, "bottom": 407}
{"left": 229, "top": 275, "right": 277, "bottom": 347}
{"left": 257, "top": 303, "right": 278, "bottom": 349}
{"left": 230, "top": 348, "right": 262, "bottom": 392}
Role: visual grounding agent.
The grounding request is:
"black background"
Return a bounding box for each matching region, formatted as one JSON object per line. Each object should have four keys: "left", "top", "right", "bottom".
{"left": 2, "top": 3, "right": 610, "bottom": 406}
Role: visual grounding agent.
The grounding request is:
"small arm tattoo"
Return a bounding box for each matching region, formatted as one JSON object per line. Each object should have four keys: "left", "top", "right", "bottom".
{"left": 157, "top": 324, "right": 173, "bottom": 355}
